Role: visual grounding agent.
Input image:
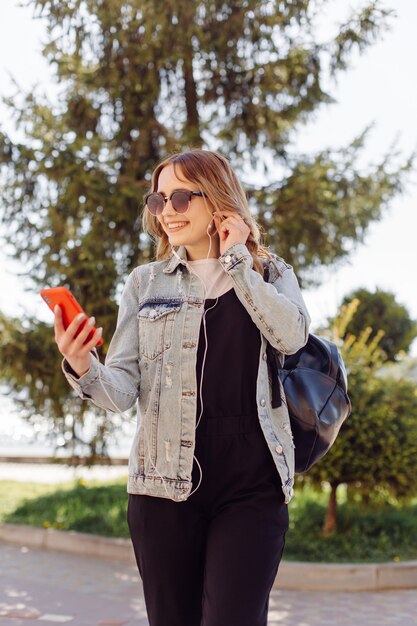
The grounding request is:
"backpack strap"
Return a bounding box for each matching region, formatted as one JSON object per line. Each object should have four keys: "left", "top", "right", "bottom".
{"left": 328, "top": 341, "right": 341, "bottom": 382}
{"left": 262, "top": 263, "right": 282, "bottom": 408}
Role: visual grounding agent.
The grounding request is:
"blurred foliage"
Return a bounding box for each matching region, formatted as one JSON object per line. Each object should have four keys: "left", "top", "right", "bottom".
{"left": 339, "top": 287, "right": 417, "bottom": 361}
{"left": 305, "top": 299, "right": 417, "bottom": 533}
{"left": 0, "top": 0, "right": 415, "bottom": 454}
{"left": 0, "top": 310, "right": 125, "bottom": 457}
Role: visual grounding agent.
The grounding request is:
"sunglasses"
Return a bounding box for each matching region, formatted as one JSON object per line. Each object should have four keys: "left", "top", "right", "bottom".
{"left": 144, "top": 189, "right": 207, "bottom": 216}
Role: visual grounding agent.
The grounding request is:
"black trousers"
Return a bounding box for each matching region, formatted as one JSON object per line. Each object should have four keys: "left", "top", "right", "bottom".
{"left": 127, "top": 414, "right": 289, "bottom": 626}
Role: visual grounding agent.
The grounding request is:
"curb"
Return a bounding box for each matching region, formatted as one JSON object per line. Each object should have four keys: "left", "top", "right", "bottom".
{"left": 0, "top": 523, "right": 134, "bottom": 563}
{"left": 1, "top": 523, "right": 416, "bottom": 592}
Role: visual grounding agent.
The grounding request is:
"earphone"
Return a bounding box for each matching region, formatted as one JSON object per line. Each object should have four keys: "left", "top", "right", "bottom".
{"left": 90, "top": 209, "right": 221, "bottom": 500}
{"left": 164, "top": 212, "right": 220, "bottom": 496}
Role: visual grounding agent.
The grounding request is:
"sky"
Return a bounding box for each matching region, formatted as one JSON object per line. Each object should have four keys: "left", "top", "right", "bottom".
{"left": 0, "top": 0, "right": 416, "bottom": 356}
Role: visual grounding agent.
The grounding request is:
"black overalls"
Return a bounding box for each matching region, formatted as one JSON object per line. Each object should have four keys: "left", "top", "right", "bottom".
{"left": 127, "top": 287, "right": 289, "bottom": 626}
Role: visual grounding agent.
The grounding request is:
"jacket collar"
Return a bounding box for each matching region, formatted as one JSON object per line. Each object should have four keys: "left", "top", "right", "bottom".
{"left": 163, "top": 245, "right": 189, "bottom": 274}
{"left": 163, "top": 245, "right": 280, "bottom": 282}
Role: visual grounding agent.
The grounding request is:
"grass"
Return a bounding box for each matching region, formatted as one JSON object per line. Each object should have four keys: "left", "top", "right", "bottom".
{"left": 285, "top": 485, "right": 417, "bottom": 563}
{"left": 1, "top": 479, "right": 417, "bottom": 563}
{"left": 0, "top": 477, "right": 129, "bottom": 537}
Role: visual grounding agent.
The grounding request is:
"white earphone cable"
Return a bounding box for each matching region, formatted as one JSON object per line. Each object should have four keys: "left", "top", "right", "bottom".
{"left": 91, "top": 212, "right": 218, "bottom": 500}
{"left": 170, "top": 214, "right": 219, "bottom": 497}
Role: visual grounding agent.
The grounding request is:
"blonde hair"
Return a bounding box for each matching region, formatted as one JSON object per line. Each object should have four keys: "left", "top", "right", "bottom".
{"left": 141, "top": 149, "right": 277, "bottom": 276}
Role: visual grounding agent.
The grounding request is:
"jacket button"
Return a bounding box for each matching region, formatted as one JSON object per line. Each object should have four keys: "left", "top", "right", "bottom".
{"left": 149, "top": 309, "right": 157, "bottom": 318}
{"left": 260, "top": 398, "right": 266, "bottom": 407}
{"left": 275, "top": 445, "right": 283, "bottom": 454}
{"left": 263, "top": 353, "right": 267, "bottom": 360}
{"left": 224, "top": 255, "right": 232, "bottom": 263}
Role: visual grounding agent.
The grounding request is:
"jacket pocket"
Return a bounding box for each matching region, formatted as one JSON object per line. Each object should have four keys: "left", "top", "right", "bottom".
{"left": 137, "top": 299, "right": 182, "bottom": 360}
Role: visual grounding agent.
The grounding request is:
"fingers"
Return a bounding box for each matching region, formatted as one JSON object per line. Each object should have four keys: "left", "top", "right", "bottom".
{"left": 69, "top": 314, "right": 99, "bottom": 348}
{"left": 53, "top": 305, "right": 85, "bottom": 342}
{"left": 214, "top": 213, "right": 245, "bottom": 230}
{"left": 54, "top": 307, "right": 102, "bottom": 358}
{"left": 80, "top": 325, "right": 103, "bottom": 352}
{"left": 213, "top": 215, "right": 228, "bottom": 239}
{"left": 216, "top": 213, "right": 249, "bottom": 237}
{"left": 54, "top": 305, "right": 65, "bottom": 338}
{"left": 213, "top": 212, "right": 249, "bottom": 252}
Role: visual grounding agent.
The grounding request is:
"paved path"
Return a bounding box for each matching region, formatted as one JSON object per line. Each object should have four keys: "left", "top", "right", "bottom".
{"left": 1, "top": 543, "right": 416, "bottom": 625}
{"left": 0, "top": 463, "right": 128, "bottom": 484}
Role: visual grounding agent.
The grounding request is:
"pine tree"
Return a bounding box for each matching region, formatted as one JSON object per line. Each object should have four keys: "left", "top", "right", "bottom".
{"left": 0, "top": 0, "right": 414, "bottom": 454}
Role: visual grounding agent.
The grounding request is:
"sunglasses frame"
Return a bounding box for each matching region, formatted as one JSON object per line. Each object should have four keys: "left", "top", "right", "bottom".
{"left": 144, "top": 189, "right": 208, "bottom": 216}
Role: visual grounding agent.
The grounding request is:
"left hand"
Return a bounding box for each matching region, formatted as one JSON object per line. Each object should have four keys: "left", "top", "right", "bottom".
{"left": 213, "top": 210, "right": 251, "bottom": 257}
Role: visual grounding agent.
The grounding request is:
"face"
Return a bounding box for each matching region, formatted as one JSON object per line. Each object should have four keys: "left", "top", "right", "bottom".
{"left": 155, "top": 164, "right": 220, "bottom": 261}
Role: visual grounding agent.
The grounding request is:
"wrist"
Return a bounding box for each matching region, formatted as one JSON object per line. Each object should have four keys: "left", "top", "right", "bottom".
{"left": 64, "top": 357, "right": 91, "bottom": 379}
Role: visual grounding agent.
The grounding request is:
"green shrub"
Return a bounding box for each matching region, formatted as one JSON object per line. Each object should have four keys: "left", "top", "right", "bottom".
{"left": 4, "top": 479, "right": 129, "bottom": 538}
{"left": 286, "top": 488, "right": 417, "bottom": 562}
{"left": 3, "top": 479, "right": 417, "bottom": 563}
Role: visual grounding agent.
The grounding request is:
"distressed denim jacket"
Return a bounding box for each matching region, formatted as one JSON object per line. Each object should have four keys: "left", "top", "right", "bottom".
{"left": 62, "top": 243, "right": 311, "bottom": 504}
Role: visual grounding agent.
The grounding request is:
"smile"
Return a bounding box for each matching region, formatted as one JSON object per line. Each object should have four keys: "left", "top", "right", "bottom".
{"left": 167, "top": 222, "right": 189, "bottom": 231}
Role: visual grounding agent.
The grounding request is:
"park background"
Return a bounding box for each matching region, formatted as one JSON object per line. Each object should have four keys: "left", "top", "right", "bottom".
{"left": 0, "top": 0, "right": 416, "bottom": 457}
{"left": 0, "top": 0, "right": 416, "bottom": 562}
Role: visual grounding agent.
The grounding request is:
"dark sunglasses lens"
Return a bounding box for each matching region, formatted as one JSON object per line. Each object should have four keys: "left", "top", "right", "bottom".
{"left": 171, "top": 191, "right": 190, "bottom": 213}
{"left": 146, "top": 193, "right": 164, "bottom": 215}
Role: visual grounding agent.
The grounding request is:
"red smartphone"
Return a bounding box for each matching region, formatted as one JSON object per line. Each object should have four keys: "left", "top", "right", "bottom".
{"left": 40, "top": 287, "right": 103, "bottom": 347}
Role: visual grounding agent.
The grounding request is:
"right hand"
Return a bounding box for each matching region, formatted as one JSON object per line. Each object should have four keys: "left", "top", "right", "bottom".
{"left": 54, "top": 306, "right": 103, "bottom": 377}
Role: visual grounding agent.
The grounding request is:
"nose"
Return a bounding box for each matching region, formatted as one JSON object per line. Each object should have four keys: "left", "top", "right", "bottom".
{"left": 161, "top": 198, "right": 176, "bottom": 217}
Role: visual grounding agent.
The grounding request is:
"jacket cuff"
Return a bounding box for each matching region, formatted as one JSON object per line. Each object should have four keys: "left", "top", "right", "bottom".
{"left": 61, "top": 354, "right": 98, "bottom": 398}
{"left": 218, "top": 243, "right": 253, "bottom": 271}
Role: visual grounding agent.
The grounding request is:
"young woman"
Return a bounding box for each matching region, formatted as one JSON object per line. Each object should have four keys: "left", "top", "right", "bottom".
{"left": 54, "top": 149, "right": 311, "bottom": 626}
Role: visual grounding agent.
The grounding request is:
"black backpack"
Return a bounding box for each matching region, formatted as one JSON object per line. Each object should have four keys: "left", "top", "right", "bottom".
{"left": 264, "top": 265, "right": 352, "bottom": 473}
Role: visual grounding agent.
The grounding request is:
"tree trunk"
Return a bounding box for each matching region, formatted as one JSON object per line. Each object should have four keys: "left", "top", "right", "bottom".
{"left": 323, "top": 483, "right": 338, "bottom": 535}
{"left": 178, "top": 5, "right": 201, "bottom": 146}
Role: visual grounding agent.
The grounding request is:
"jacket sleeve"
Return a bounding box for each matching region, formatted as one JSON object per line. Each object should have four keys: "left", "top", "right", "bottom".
{"left": 218, "top": 243, "right": 311, "bottom": 354}
{"left": 61, "top": 269, "right": 141, "bottom": 412}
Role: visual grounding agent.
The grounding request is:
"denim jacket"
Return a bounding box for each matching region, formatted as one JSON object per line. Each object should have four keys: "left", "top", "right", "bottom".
{"left": 62, "top": 243, "right": 311, "bottom": 504}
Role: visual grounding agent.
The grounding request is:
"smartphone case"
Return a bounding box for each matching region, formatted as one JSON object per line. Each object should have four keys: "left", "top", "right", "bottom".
{"left": 40, "top": 286, "right": 103, "bottom": 347}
